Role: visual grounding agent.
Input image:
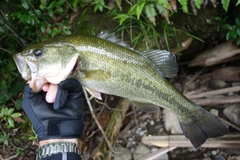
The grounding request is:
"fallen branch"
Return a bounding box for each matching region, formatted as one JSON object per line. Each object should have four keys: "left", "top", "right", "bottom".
{"left": 189, "top": 41, "right": 240, "bottom": 67}
{"left": 218, "top": 117, "right": 240, "bottom": 132}
{"left": 138, "top": 146, "right": 176, "bottom": 160}
{"left": 142, "top": 134, "right": 240, "bottom": 148}
{"left": 190, "top": 95, "right": 240, "bottom": 106}
{"left": 5, "top": 153, "right": 19, "bottom": 160}
{"left": 185, "top": 86, "right": 240, "bottom": 99}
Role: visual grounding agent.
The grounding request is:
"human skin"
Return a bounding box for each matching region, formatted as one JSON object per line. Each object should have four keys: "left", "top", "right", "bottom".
{"left": 42, "top": 83, "right": 58, "bottom": 103}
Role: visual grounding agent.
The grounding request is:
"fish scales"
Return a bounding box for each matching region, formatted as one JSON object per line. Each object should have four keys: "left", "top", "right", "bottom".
{"left": 13, "top": 32, "right": 229, "bottom": 148}
{"left": 71, "top": 36, "right": 194, "bottom": 118}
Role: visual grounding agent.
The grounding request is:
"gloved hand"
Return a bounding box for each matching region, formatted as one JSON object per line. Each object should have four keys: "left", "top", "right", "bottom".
{"left": 22, "top": 78, "right": 85, "bottom": 141}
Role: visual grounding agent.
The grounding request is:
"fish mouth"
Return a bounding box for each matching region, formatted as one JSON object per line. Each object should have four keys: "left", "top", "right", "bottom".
{"left": 13, "top": 53, "right": 31, "bottom": 81}
{"left": 14, "top": 53, "right": 45, "bottom": 93}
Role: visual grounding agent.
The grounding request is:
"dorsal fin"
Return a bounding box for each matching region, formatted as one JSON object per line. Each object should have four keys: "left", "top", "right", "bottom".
{"left": 141, "top": 50, "right": 178, "bottom": 78}
{"left": 98, "top": 31, "right": 134, "bottom": 50}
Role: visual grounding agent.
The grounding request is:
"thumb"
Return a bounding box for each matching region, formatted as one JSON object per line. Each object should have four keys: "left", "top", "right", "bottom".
{"left": 53, "top": 78, "right": 81, "bottom": 110}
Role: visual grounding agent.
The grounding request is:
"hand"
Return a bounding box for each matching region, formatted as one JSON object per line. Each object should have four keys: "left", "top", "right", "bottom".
{"left": 42, "top": 83, "right": 58, "bottom": 103}
{"left": 22, "top": 78, "right": 85, "bottom": 141}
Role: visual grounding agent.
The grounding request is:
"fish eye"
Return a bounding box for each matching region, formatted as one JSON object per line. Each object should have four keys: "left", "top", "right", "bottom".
{"left": 33, "top": 49, "right": 43, "bottom": 58}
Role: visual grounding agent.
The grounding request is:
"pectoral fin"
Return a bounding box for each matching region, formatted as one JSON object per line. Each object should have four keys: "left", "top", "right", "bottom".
{"left": 131, "top": 101, "right": 159, "bottom": 112}
{"left": 85, "top": 87, "right": 102, "bottom": 100}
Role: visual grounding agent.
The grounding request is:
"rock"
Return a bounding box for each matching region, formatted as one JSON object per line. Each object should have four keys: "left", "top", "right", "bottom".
{"left": 223, "top": 104, "right": 240, "bottom": 126}
{"left": 210, "top": 109, "right": 219, "bottom": 116}
{"left": 163, "top": 109, "right": 183, "bottom": 134}
{"left": 213, "top": 155, "right": 225, "bottom": 160}
{"left": 114, "top": 147, "right": 132, "bottom": 160}
{"left": 133, "top": 144, "right": 151, "bottom": 160}
{"left": 210, "top": 80, "right": 227, "bottom": 89}
{"left": 229, "top": 156, "right": 240, "bottom": 160}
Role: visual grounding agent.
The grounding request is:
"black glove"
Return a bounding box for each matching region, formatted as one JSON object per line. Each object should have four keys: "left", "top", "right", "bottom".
{"left": 22, "top": 78, "right": 85, "bottom": 141}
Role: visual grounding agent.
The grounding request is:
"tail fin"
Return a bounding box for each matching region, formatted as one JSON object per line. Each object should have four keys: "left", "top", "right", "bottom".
{"left": 179, "top": 107, "right": 229, "bottom": 148}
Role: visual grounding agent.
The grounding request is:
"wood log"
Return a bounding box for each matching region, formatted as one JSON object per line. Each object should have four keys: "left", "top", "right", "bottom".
{"left": 142, "top": 134, "right": 240, "bottom": 148}
{"left": 93, "top": 98, "right": 130, "bottom": 160}
{"left": 189, "top": 41, "right": 240, "bottom": 67}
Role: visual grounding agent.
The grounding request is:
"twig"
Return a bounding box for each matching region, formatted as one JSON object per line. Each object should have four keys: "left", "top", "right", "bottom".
{"left": 0, "top": 91, "right": 17, "bottom": 105}
{"left": 184, "top": 67, "right": 206, "bottom": 88}
{"left": 118, "top": 121, "right": 132, "bottom": 138}
{"left": 94, "top": 98, "right": 123, "bottom": 112}
{"left": 218, "top": 117, "right": 240, "bottom": 132}
{"left": 138, "top": 147, "right": 176, "bottom": 160}
{"left": 142, "top": 134, "right": 240, "bottom": 148}
{"left": 185, "top": 86, "right": 240, "bottom": 99}
{"left": 190, "top": 95, "right": 240, "bottom": 106}
{"left": 0, "top": 154, "right": 3, "bottom": 160}
{"left": 86, "top": 129, "right": 100, "bottom": 140}
{"left": 0, "top": 47, "right": 13, "bottom": 54}
{"left": 5, "top": 153, "right": 19, "bottom": 160}
{"left": 82, "top": 87, "right": 114, "bottom": 153}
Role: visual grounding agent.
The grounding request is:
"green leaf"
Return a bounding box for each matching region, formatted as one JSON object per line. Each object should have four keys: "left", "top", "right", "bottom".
{"left": 0, "top": 111, "right": 3, "bottom": 118}
{"left": 7, "top": 108, "right": 14, "bottom": 116}
{"left": 237, "top": 0, "right": 240, "bottom": 6}
{"left": 40, "top": 25, "right": 46, "bottom": 33}
{"left": 178, "top": 0, "right": 188, "bottom": 13}
{"left": 114, "top": 14, "right": 129, "bottom": 25}
{"left": 223, "top": 24, "right": 232, "bottom": 30}
{"left": 2, "top": 107, "right": 8, "bottom": 116}
{"left": 156, "top": 3, "right": 164, "bottom": 13}
{"left": 34, "top": 9, "right": 42, "bottom": 16}
{"left": 40, "top": 0, "right": 47, "bottom": 7}
{"left": 7, "top": 117, "right": 14, "bottom": 128}
{"left": 49, "top": 8, "right": 53, "bottom": 17}
{"left": 11, "top": 113, "right": 21, "bottom": 118}
{"left": 237, "top": 28, "right": 240, "bottom": 36}
{"left": 221, "top": 0, "right": 230, "bottom": 11}
{"left": 235, "top": 18, "right": 240, "bottom": 26}
{"left": 226, "top": 31, "right": 231, "bottom": 40}
{"left": 144, "top": 3, "right": 157, "bottom": 25}
{"left": 115, "top": 0, "right": 122, "bottom": 10}
{"left": 157, "top": 0, "right": 168, "bottom": 5}
{"left": 194, "top": 0, "right": 202, "bottom": 9}
{"left": 231, "top": 29, "right": 237, "bottom": 39}
{"left": 237, "top": 37, "right": 240, "bottom": 45}
{"left": 21, "top": 0, "right": 29, "bottom": 10}
{"left": 136, "top": 1, "right": 146, "bottom": 19}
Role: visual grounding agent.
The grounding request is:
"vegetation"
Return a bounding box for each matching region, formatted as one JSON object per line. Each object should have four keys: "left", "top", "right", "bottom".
{"left": 0, "top": 0, "right": 240, "bottom": 158}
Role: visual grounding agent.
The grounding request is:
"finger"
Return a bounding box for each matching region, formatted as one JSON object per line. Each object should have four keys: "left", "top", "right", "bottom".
{"left": 42, "top": 83, "right": 50, "bottom": 92}
{"left": 46, "top": 84, "right": 58, "bottom": 103}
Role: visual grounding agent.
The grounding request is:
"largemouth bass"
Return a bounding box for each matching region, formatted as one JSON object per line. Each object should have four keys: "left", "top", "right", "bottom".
{"left": 14, "top": 32, "right": 228, "bottom": 148}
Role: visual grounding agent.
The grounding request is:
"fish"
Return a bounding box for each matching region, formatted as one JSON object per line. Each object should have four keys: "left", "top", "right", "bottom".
{"left": 13, "top": 32, "right": 228, "bottom": 148}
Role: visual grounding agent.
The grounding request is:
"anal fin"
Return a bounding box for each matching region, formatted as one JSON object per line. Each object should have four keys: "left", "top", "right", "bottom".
{"left": 131, "top": 101, "right": 159, "bottom": 113}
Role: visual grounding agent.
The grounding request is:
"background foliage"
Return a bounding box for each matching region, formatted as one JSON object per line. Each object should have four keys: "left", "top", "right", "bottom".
{"left": 0, "top": 0, "right": 240, "bottom": 157}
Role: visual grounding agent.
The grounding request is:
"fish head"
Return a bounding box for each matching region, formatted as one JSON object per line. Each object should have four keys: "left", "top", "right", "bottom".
{"left": 14, "top": 41, "right": 79, "bottom": 93}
